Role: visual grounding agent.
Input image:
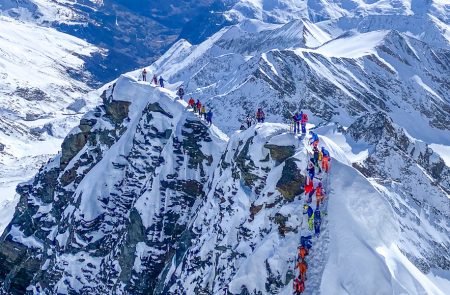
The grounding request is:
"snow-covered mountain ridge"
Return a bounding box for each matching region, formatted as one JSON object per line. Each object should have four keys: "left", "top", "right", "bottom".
{"left": 0, "top": 74, "right": 448, "bottom": 294}
{"left": 0, "top": 0, "right": 449, "bottom": 294}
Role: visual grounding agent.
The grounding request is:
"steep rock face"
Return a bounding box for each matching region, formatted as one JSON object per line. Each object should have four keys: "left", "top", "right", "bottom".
{"left": 0, "top": 81, "right": 130, "bottom": 294}
{"left": 158, "top": 125, "right": 309, "bottom": 294}
{"left": 0, "top": 76, "right": 227, "bottom": 294}
{"left": 346, "top": 112, "right": 450, "bottom": 274}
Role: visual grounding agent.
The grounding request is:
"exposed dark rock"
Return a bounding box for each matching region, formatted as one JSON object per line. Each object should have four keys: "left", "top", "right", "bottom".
{"left": 264, "top": 144, "right": 296, "bottom": 164}
{"left": 249, "top": 203, "right": 263, "bottom": 221}
{"left": 13, "top": 87, "right": 49, "bottom": 101}
{"left": 104, "top": 100, "right": 131, "bottom": 124}
{"left": 276, "top": 158, "right": 305, "bottom": 200}
{"left": 60, "top": 130, "right": 88, "bottom": 169}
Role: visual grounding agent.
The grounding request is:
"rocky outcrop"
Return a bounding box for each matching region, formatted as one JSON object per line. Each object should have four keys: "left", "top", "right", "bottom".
{"left": 0, "top": 84, "right": 230, "bottom": 294}
{"left": 276, "top": 158, "right": 305, "bottom": 200}
{"left": 264, "top": 144, "right": 296, "bottom": 164}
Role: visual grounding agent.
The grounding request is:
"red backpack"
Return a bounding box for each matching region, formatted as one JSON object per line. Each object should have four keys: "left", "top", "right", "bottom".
{"left": 302, "top": 113, "right": 308, "bottom": 122}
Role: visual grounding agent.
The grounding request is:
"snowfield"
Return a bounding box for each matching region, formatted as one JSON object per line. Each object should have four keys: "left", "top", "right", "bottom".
{"left": 0, "top": 15, "right": 100, "bottom": 234}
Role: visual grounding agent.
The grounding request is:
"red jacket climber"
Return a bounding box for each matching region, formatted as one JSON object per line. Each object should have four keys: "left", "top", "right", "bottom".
{"left": 304, "top": 179, "right": 314, "bottom": 195}
{"left": 188, "top": 98, "right": 195, "bottom": 107}
{"left": 293, "top": 277, "right": 305, "bottom": 294}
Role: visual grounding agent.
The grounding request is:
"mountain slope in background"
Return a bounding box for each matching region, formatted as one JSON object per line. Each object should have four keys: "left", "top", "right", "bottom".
{"left": 0, "top": 15, "right": 100, "bottom": 233}
{"left": 0, "top": 0, "right": 236, "bottom": 83}
{"left": 144, "top": 14, "right": 450, "bottom": 143}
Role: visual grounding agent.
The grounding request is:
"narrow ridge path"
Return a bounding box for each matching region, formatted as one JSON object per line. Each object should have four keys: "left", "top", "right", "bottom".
{"left": 292, "top": 131, "right": 332, "bottom": 295}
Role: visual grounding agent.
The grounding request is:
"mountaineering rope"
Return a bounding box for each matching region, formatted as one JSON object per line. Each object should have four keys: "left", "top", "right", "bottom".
{"left": 292, "top": 125, "right": 332, "bottom": 295}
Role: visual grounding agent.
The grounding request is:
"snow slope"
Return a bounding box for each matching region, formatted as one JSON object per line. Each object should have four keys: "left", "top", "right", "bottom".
{"left": 0, "top": 15, "right": 99, "bottom": 234}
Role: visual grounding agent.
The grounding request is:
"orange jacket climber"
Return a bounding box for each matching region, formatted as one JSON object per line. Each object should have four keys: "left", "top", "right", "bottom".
{"left": 316, "top": 183, "right": 324, "bottom": 206}
{"left": 298, "top": 246, "right": 308, "bottom": 260}
{"left": 297, "top": 260, "right": 308, "bottom": 281}
{"left": 322, "top": 156, "right": 330, "bottom": 173}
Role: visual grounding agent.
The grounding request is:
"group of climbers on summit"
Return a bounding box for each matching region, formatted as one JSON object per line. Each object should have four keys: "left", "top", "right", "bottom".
{"left": 141, "top": 69, "right": 165, "bottom": 87}
{"left": 292, "top": 111, "right": 308, "bottom": 134}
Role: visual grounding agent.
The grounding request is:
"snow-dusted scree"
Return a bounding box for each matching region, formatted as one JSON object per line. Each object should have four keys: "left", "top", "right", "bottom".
{"left": 0, "top": 74, "right": 448, "bottom": 294}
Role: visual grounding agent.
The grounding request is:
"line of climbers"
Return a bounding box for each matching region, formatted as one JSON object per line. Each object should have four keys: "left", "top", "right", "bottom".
{"left": 141, "top": 68, "right": 165, "bottom": 88}
{"left": 293, "top": 131, "right": 331, "bottom": 295}
{"left": 187, "top": 97, "right": 213, "bottom": 125}
{"left": 137, "top": 71, "right": 333, "bottom": 292}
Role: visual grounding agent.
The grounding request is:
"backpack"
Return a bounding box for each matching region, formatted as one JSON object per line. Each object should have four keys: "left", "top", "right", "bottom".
{"left": 318, "top": 151, "right": 323, "bottom": 161}
{"left": 302, "top": 113, "right": 308, "bottom": 122}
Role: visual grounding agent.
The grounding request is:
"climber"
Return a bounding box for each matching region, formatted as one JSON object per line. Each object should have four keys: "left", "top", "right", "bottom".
{"left": 321, "top": 147, "right": 330, "bottom": 158}
{"left": 206, "top": 110, "right": 213, "bottom": 125}
{"left": 300, "top": 235, "right": 312, "bottom": 249}
{"left": 256, "top": 108, "right": 265, "bottom": 123}
{"left": 309, "top": 131, "right": 319, "bottom": 147}
{"left": 292, "top": 112, "right": 302, "bottom": 134}
{"left": 159, "top": 76, "right": 165, "bottom": 88}
{"left": 303, "top": 204, "right": 314, "bottom": 231}
{"left": 246, "top": 115, "right": 253, "bottom": 128}
{"left": 307, "top": 160, "right": 315, "bottom": 183}
{"left": 313, "top": 146, "right": 320, "bottom": 166}
{"left": 201, "top": 105, "right": 207, "bottom": 120}
{"left": 315, "top": 182, "right": 324, "bottom": 208}
{"left": 293, "top": 276, "right": 305, "bottom": 294}
{"left": 196, "top": 100, "right": 202, "bottom": 114}
{"left": 318, "top": 147, "right": 323, "bottom": 163}
{"left": 297, "top": 260, "right": 308, "bottom": 281}
{"left": 321, "top": 147, "right": 330, "bottom": 173}
{"left": 314, "top": 208, "right": 322, "bottom": 236}
{"left": 298, "top": 246, "right": 309, "bottom": 260}
{"left": 142, "top": 68, "right": 147, "bottom": 81}
{"left": 188, "top": 97, "right": 195, "bottom": 109}
{"left": 303, "top": 204, "right": 314, "bottom": 230}
{"left": 152, "top": 74, "right": 158, "bottom": 85}
{"left": 304, "top": 178, "right": 315, "bottom": 203}
{"left": 177, "top": 86, "right": 185, "bottom": 100}
{"left": 301, "top": 112, "right": 308, "bottom": 134}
